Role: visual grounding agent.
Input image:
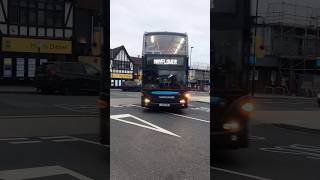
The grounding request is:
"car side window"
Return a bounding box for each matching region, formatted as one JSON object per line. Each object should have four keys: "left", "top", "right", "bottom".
{"left": 84, "top": 64, "right": 99, "bottom": 76}
{"left": 60, "top": 63, "right": 85, "bottom": 74}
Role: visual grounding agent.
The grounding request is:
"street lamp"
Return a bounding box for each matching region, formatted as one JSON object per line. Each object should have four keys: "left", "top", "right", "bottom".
{"left": 251, "top": 0, "right": 259, "bottom": 96}
{"left": 190, "top": 46, "right": 194, "bottom": 68}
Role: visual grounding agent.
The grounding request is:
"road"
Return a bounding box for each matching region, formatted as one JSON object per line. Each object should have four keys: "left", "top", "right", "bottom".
{"left": 110, "top": 89, "right": 210, "bottom": 179}
{"left": 212, "top": 96, "right": 320, "bottom": 180}
{"left": 0, "top": 88, "right": 210, "bottom": 179}
{"left": 0, "top": 90, "right": 108, "bottom": 180}
{"left": 1, "top": 88, "right": 319, "bottom": 179}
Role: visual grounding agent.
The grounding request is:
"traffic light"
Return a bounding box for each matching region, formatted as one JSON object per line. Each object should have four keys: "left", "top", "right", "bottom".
{"left": 254, "top": 36, "right": 265, "bottom": 58}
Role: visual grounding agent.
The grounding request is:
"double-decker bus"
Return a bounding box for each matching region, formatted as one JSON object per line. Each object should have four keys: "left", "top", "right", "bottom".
{"left": 141, "top": 32, "right": 190, "bottom": 109}
{"left": 211, "top": 0, "right": 254, "bottom": 149}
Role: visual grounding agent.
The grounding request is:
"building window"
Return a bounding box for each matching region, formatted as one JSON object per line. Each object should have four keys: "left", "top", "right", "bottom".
{"left": 20, "top": 7, "right": 28, "bottom": 25}
{"left": 8, "top": 0, "right": 65, "bottom": 28}
{"left": 38, "top": 10, "right": 45, "bottom": 26}
{"left": 8, "top": 5, "right": 19, "bottom": 24}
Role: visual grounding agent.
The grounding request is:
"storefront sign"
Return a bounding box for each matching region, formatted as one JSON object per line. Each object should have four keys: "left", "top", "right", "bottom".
{"left": 2, "top": 37, "right": 72, "bottom": 54}
{"left": 111, "top": 73, "right": 132, "bottom": 79}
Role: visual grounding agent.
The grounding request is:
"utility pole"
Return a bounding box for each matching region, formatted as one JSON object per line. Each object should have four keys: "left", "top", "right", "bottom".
{"left": 251, "top": 0, "right": 259, "bottom": 96}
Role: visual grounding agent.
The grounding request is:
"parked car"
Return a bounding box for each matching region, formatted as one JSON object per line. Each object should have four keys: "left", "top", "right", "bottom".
{"left": 34, "top": 62, "right": 101, "bottom": 94}
{"left": 317, "top": 92, "right": 320, "bottom": 107}
{"left": 121, "top": 80, "right": 141, "bottom": 91}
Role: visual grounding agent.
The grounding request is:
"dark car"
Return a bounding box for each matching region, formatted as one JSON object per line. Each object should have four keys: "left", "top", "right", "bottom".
{"left": 34, "top": 62, "right": 100, "bottom": 94}
{"left": 317, "top": 92, "right": 320, "bottom": 107}
{"left": 121, "top": 80, "right": 141, "bottom": 91}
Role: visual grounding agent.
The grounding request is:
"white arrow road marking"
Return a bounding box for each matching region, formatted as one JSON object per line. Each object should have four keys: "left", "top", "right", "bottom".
{"left": 110, "top": 114, "right": 181, "bottom": 138}
{"left": 0, "top": 165, "right": 93, "bottom": 180}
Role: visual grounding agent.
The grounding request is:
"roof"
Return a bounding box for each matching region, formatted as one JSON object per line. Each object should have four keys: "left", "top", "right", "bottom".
{"left": 110, "top": 46, "right": 123, "bottom": 59}
{"left": 130, "top": 56, "right": 142, "bottom": 66}
{"left": 110, "top": 45, "right": 132, "bottom": 62}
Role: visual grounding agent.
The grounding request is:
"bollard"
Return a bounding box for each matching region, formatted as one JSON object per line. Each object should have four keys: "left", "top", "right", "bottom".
{"left": 97, "top": 92, "right": 109, "bottom": 145}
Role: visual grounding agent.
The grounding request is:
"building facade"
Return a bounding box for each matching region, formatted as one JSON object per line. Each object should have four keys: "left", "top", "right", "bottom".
{"left": 0, "top": 0, "right": 104, "bottom": 84}
{"left": 130, "top": 56, "right": 142, "bottom": 81}
{"left": 189, "top": 68, "right": 210, "bottom": 91}
{"left": 110, "top": 46, "right": 133, "bottom": 88}
{"left": 252, "top": 0, "right": 320, "bottom": 95}
{"left": 0, "top": 0, "right": 74, "bottom": 83}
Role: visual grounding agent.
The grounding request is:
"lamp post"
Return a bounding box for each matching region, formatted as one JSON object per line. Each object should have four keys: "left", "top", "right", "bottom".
{"left": 251, "top": 0, "right": 259, "bottom": 96}
{"left": 190, "top": 46, "right": 194, "bottom": 68}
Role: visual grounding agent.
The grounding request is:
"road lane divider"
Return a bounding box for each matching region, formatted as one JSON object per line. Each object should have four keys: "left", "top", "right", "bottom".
{"left": 211, "top": 167, "right": 272, "bottom": 180}
{"left": 129, "top": 104, "right": 210, "bottom": 123}
{"left": 10, "top": 140, "right": 42, "bottom": 144}
{"left": 0, "top": 138, "right": 29, "bottom": 141}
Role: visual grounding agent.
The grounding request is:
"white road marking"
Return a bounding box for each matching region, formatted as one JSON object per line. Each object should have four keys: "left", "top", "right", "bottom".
{"left": 111, "top": 114, "right": 181, "bottom": 138}
{"left": 0, "top": 138, "right": 29, "bottom": 141}
{"left": 250, "top": 136, "right": 266, "bottom": 140}
{"left": 53, "top": 104, "right": 81, "bottom": 112}
{"left": 0, "top": 114, "right": 97, "bottom": 119}
{"left": 10, "top": 141, "right": 42, "bottom": 144}
{"left": 190, "top": 107, "right": 210, "bottom": 112}
{"left": 260, "top": 144, "right": 320, "bottom": 159}
{"left": 211, "top": 167, "right": 272, "bottom": 180}
{"left": 39, "top": 136, "right": 72, "bottom": 139}
{"left": 130, "top": 104, "right": 210, "bottom": 123}
{"left": 0, "top": 165, "right": 94, "bottom": 180}
{"left": 167, "top": 113, "right": 210, "bottom": 123}
{"left": 52, "top": 138, "right": 79, "bottom": 142}
{"left": 68, "top": 136, "right": 110, "bottom": 147}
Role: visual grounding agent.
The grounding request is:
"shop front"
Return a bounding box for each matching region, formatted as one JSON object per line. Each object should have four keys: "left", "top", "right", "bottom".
{"left": 111, "top": 73, "right": 133, "bottom": 88}
{"left": 0, "top": 37, "right": 72, "bottom": 84}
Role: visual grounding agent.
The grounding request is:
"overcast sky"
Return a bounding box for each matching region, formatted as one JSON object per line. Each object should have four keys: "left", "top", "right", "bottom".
{"left": 110, "top": 0, "right": 210, "bottom": 68}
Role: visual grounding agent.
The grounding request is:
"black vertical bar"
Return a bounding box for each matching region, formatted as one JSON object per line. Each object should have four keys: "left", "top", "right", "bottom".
{"left": 99, "top": 0, "right": 110, "bottom": 146}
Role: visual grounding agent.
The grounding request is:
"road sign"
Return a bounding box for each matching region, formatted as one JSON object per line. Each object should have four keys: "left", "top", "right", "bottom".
{"left": 248, "top": 56, "right": 256, "bottom": 65}
{"left": 316, "top": 58, "right": 320, "bottom": 67}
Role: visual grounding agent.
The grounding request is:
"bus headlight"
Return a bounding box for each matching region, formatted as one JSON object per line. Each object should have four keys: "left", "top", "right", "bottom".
{"left": 180, "top": 99, "right": 186, "bottom": 104}
{"left": 222, "top": 121, "right": 240, "bottom": 132}
{"left": 241, "top": 102, "right": 254, "bottom": 113}
{"left": 184, "top": 93, "right": 191, "bottom": 99}
{"left": 144, "top": 98, "right": 151, "bottom": 104}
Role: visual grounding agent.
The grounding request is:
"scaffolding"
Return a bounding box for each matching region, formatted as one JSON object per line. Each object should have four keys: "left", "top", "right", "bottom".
{"left": 260, "top": 2, "right": 320, "bottom": 96}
